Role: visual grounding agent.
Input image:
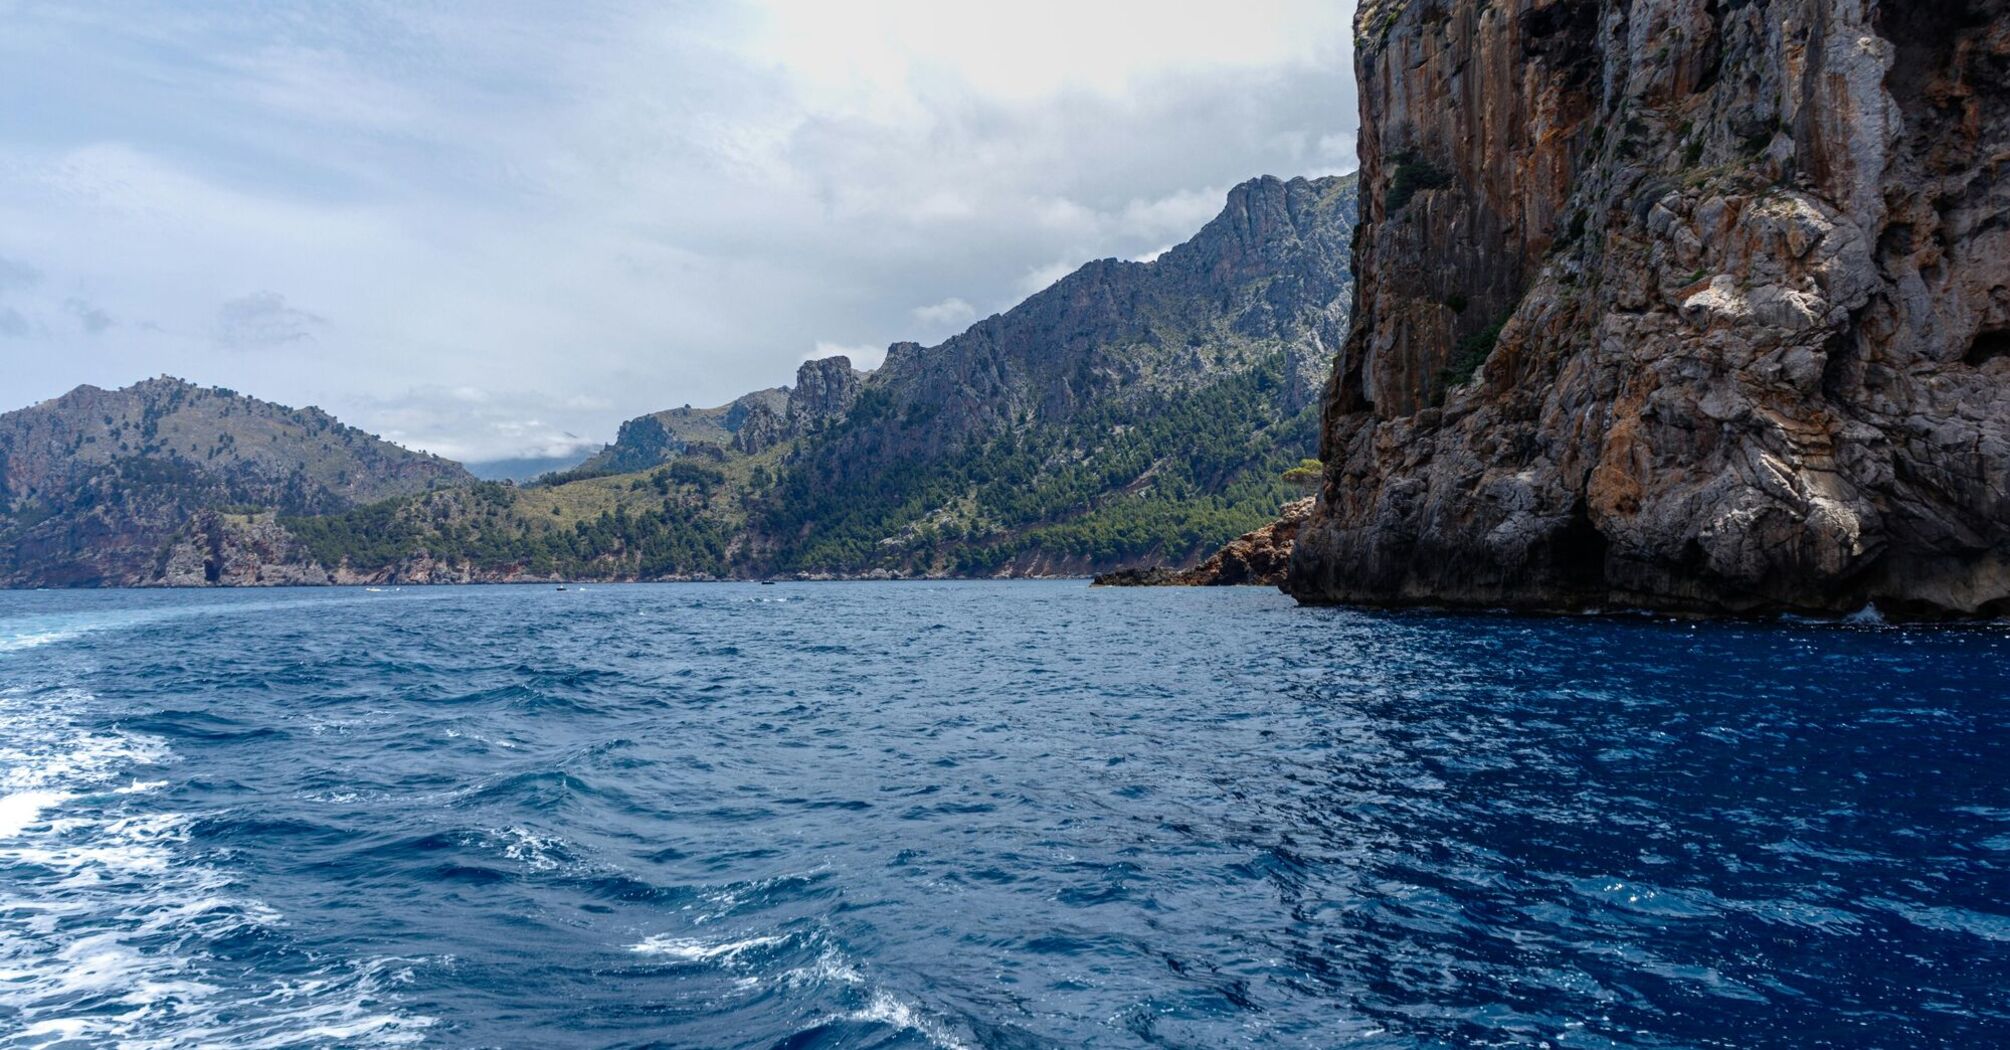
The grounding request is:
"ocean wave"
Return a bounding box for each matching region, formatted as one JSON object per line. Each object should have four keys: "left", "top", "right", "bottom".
{"left": 840, "top": 989, "right": 978, "bottom": 1050}
{"left": 630, "top": 932, "right": 788, "bottom": 962}
{"left": 492, "top": 823, "right": 574, "bottom": 872}
{"left": 0, "top": 688, "right": 433, "bottom": 1049}
{"left": 625, "top": 925, "right": 975, "bottom": 1050}
{"left": 0, "top": 630, "right": 78, "bottom": 655}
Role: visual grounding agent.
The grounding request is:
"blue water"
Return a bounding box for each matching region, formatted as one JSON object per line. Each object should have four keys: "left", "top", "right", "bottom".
{"left": 1, "top": 583, "right": 2006, "bottom": 1049}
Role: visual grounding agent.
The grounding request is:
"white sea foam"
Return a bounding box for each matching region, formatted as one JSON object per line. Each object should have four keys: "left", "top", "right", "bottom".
{"left": 1843, "top": 603, "right": 1888, "bottom": 626}
{"left": 781, "top": 945, "right": 867, "bottom": 989}
{"left": 0, "top": 790, "right": 70, "bottom": 838}
{"left": 844, "top": 990, "right": 978, "bottom": 1050}
{"left": 629, "top": 932, "right": 788, "bottom": 961}
{"left": 630, "top": 926, "right": 971, "bottom": 1050}
{"left": 0, "top": 630, "right": 77, "bottom": 654}
{"left": 0, "top": 687, "right": 434, "bottom": 1048}
{"left": 494, "top": 824, "right": 568, "bottom": 871}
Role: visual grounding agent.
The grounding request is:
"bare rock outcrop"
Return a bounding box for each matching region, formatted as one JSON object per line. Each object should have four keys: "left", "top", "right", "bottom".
{"left": 1095, "top": 498, "right": 1314, "bottom": 587}
{"left": 152, "top": 511, "right": 336, "bottom": 587}
{"left": 731, "top": 401, "right": 788, "bottom": 454}
{"left": 1291, "top": 0, "right": 2009, "bottom": 618}
{"left": 786, "top": 356, "right": 863, "bottom": 432}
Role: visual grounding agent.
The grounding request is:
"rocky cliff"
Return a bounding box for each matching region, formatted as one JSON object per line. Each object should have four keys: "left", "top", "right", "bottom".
{"left": 731, "top": 358, "right": 864, "bottom": 454}
{"left": 581, "top": 357, "right": 865, "bottom": 470}
{"left": 1291, "top": 0, "right": 2008, "bottom": 617}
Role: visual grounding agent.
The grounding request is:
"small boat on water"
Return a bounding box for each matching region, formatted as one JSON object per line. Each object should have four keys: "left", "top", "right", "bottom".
{"left": 556, "top": 585, "right": 567, "bottom": 591}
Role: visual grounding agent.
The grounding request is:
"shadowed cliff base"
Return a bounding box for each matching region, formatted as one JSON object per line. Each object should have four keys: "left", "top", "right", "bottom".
{"left": 1290, "top": 0, "right": 2009, "bottom": 620}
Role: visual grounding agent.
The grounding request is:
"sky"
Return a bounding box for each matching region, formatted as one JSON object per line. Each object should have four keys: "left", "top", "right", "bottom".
{"left": 0, "top": 0, "right": 1359, "bottom": 464}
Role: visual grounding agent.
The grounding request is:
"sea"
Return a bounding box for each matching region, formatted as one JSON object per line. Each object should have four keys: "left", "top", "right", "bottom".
{"left": 0, "top": 582, "right": 2004, "bottom": 1048}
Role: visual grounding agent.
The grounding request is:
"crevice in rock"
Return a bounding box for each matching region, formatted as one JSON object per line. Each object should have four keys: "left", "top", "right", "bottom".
{"left": 1821, "top": 328, "right": 1861, "bottom": 400}
{"left": 1695, "top": 0, "right": 1726, "bottom": 94}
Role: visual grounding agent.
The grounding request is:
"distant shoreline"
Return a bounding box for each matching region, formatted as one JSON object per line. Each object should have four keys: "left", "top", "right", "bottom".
{"left": 8, "top": 578, "right": 2005, "bottom": 626}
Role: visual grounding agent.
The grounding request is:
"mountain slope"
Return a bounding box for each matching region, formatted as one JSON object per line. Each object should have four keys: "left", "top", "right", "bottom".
{"left": 280, "top": 173, "right": 1359, "bottom": 584}
{"left": 0, "top": 378, "right": 471, "bottom": 585}
{"left": 573, "top": 387, "right": 791, "bottom": 474}
{"left": 757, "top": 173, "right": 1358, "bottom": 574}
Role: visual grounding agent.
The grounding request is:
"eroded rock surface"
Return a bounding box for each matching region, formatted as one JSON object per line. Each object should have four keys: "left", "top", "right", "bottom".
{"left": 1096, "top": 498, "right": 1314, "bottom": 587}
{"left": 786, "top": 357, "right": 864, "bottom": 432}
{"left": 1292, "top": 0, "right": 2009, "bottom": 617}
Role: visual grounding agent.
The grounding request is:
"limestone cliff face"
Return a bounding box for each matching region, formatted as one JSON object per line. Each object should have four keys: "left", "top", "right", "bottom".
{"left": 771, "top": 175, "right": 1356, "bottom": 570}
{"left": 1292, "top": 0, "right": 2009, "bottom": 617}
{"left": 869, "top": 175, "right": 1357, "bottom": 443}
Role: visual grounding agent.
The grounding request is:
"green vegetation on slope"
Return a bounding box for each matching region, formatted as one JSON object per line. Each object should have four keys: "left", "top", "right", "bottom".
{"left": 269, "top": 349, "right": 1316, "bottom": 581}
{"left": 758, "top": 349, "right": 1314, "bottom": 574}
{"left": 280, "top": 473, "right": 739, "bottom": 579}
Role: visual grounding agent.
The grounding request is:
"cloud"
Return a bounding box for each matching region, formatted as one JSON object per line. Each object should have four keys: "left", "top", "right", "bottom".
{"left": 808, "top": 341, "right": 887, "bottom": 370}
{"left": 1118, "top": 187, "right": 1230, "bottom": 241}
{"left": 213, "top": 291, "right": 324, "bottom": 350}
{"left": 65, "top": 297, "right": 113, "bottom": 334}
{"left": 911, "top": 297, "right": 976, "bottom": 327}
{"left": 0, "top": 307, "right": 30, "bottom": 338}
{"left": 350, "top": 384, "right": 610, "bottom": 463}
{"left": 1016, "top": 259, "right": 1083, "bottom": 296}
{"left": 744, "top": 0, "right": 1349, "bottom": 105}
{"left": 0, "top": 256, "right": 40, "bottom": 291}
{"left": 0, "top": 1, "right": 1361, "bottom": 459}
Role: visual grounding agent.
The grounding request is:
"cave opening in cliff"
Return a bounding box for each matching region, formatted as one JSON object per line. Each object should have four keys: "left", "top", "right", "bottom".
{"left": 1965, "top": 328, "right": 2010, "bottom": 367}
{"left": 1877, "top": 1, "right": 2001, "bottom": 116}
{"left": 1554, "top": 500, "right": 1611, "bottom": 591}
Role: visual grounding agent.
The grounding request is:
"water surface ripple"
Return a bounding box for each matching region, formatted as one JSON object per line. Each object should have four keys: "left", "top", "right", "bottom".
{"left": 0, "top": 583, "right": 2004, "bottom": 1047}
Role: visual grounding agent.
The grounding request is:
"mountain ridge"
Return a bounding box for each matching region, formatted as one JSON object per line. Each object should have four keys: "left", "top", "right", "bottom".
{"left": 0, "top": 172, "right": 1359, "bottom": 587}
